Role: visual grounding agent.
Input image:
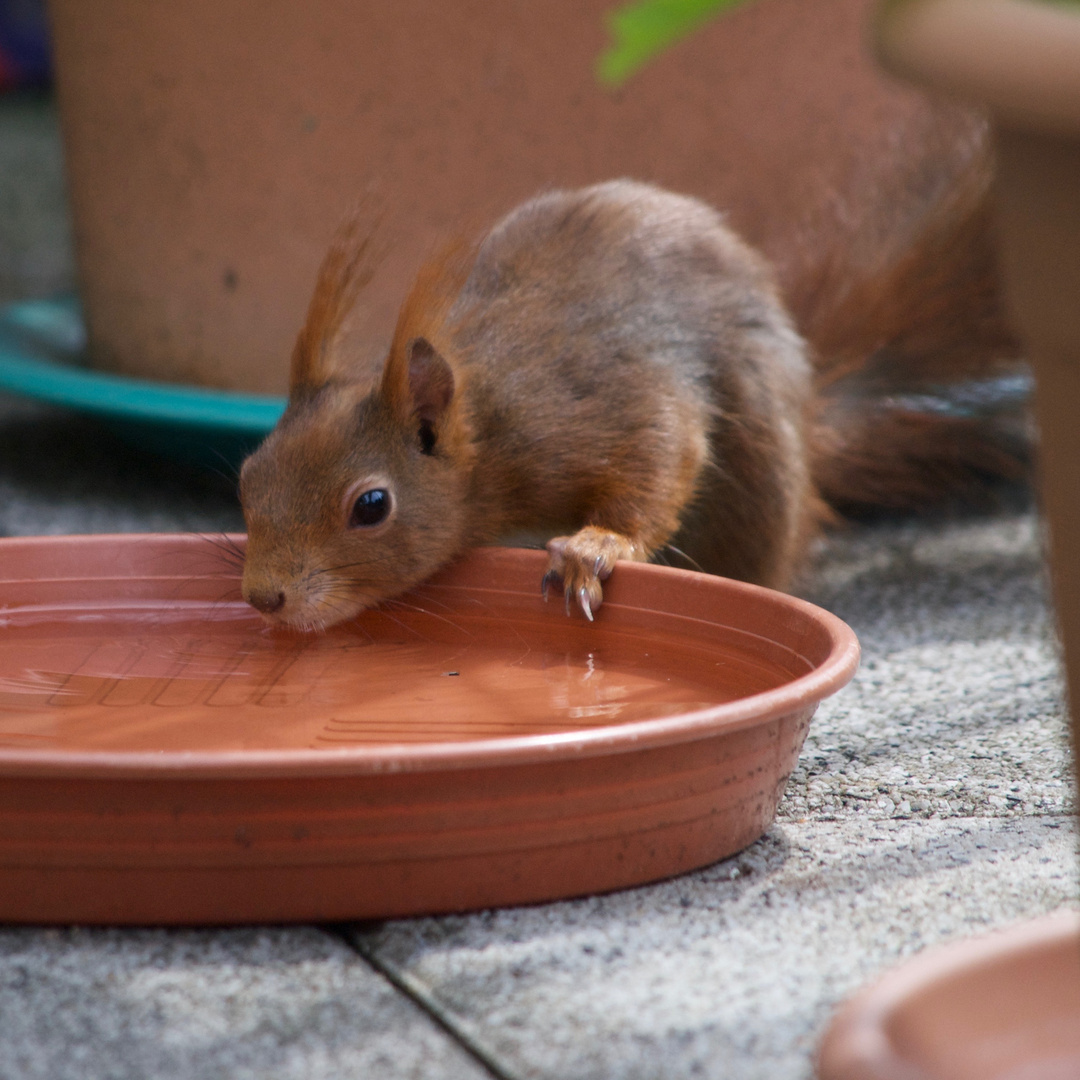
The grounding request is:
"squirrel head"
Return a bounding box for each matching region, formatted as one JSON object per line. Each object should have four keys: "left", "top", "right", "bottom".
{"left": 240, "top": 334, "right": 474, "bottom": 630}
{"left": 239, "top": 211, "right": 477, "bottom": 631}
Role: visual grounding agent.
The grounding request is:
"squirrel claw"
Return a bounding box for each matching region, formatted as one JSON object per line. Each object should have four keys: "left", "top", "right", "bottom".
{"left": 541, "top": 570, "right": 558, "bottom": 601}
{"left": 541, "top": 570, "right": 596, "bottom": 620}
{"left": 578, "top": 588, "right": 594, "bottom": 622}
{"left": 544, "top": 526, "right": 637, "bottom": 620}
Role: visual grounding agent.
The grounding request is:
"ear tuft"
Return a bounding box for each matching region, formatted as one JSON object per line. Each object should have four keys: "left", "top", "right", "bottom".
{"left": 289, "top": 194, "right": 386, "bottom": 397}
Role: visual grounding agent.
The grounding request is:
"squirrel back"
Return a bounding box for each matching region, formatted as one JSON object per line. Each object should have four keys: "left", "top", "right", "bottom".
{"left": 445, "top": 180, "right": 814, "bottom": 592}
{"left": 239, "top": 146, "right": 1027, "bottom": 629}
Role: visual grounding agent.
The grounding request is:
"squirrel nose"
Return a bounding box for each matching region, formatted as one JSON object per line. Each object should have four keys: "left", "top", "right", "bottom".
{"left": 246, "top": 589, "right": 286, "bottom": 615}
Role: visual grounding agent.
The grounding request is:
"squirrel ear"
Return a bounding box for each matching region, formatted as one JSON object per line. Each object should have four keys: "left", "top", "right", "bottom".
{"left": 407, "top": 337, "right": 455, "bottom": 422}
{"left": 381, "top": 336, "right": 455, "bottom": 423}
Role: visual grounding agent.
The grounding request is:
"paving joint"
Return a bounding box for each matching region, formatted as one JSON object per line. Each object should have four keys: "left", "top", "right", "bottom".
{"left": 330, "top": 924, "right": 522, "bottom": 1080}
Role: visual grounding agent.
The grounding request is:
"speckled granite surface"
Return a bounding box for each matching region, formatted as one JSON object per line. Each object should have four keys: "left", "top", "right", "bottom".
{"left": 0, "top": 94, "right": 1074, "bottom": 1080}
{"left": 0, "top": 926, "right": 491, "bottom": 1080}
{"left": 345, "top": 508, "right": 1077, "bottom": 1080}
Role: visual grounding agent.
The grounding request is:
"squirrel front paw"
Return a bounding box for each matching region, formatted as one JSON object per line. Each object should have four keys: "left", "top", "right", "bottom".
{"left": 542, "top": 527, "right": 639, "bottom": 620}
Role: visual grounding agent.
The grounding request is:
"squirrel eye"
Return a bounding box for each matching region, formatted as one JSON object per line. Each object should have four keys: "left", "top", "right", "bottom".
{"left": 348, "top": 488, "right": 391, "bottom": 528}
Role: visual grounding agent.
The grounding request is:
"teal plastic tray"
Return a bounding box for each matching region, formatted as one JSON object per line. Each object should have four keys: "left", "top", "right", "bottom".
{"left": 0, "top": 297, "right": 286, "bottom": 469}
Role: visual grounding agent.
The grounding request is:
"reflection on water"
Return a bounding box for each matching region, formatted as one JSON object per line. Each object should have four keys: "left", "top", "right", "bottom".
{"left": 0, "top": 599, "right": 792, "bottom": 752}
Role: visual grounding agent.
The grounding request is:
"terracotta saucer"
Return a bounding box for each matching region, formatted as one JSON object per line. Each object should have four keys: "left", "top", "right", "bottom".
{"left": 0, "top": 534, "right": 858, "bottom": 924}
{"left": 818, "top": 911, "right": 1080, "bottom": 1080}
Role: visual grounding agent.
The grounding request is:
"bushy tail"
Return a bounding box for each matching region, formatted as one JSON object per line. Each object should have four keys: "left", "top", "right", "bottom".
{"left": 789, "top": 118, "right": 1031, "bottom": 516}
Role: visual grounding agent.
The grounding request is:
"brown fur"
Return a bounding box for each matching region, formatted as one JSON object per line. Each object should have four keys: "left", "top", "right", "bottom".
{"left": 240, "top": 159, "right": 1026, "bottom": 629}
{"left": 289, "top": 192, "right": 388, "bottom": 396}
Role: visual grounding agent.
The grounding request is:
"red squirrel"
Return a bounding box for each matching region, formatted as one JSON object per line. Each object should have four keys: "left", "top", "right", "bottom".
{"left": 239, "top": 135, "right": 1024, "bottom": 630}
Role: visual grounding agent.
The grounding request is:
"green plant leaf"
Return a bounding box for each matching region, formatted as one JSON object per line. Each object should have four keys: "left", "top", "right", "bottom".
{"left": 597, "top": 0, "right": 753, "bottom": 88}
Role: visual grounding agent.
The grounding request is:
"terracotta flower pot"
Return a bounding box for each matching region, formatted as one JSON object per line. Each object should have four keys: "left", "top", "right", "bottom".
{"left": 818, "top": 912, "right": 1080, "bottom": 1080}
{"left": 47, "top": 0, "right": 974, "bottom": 393}
{"left": 876, "top": 0, "right": 1080, "bottom": 798}
{"left": 818, "top": 7, "right": 1080, "bottom": 1075}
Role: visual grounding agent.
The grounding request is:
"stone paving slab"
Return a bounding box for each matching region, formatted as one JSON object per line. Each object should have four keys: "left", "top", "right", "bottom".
{"left": 786, "top": 510, "right": 1072, "bottom": 824}
{"left": 0, "top": 395, "right": 1075, "bottom": 1080}
{"left": 0, "top": 926, "right": 493, "bottom": 1080}
{"left": 354, "top": 816, "right": 1077, "bottom": 1080}
{"left": 350, "top": 506, "right": 1078, "bottom": 1080}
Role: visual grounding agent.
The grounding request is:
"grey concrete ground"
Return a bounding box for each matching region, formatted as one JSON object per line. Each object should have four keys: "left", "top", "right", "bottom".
{"left": 0, "top": 93, "right": 1076, "bottom": 1080}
